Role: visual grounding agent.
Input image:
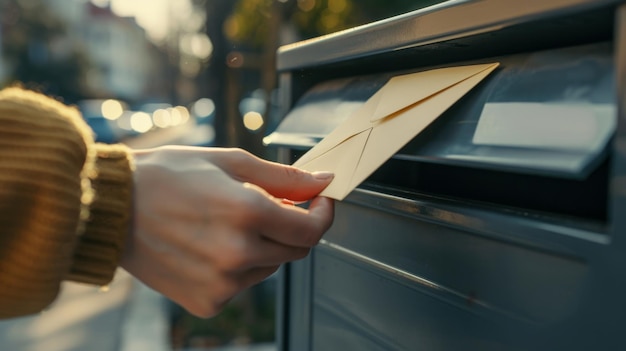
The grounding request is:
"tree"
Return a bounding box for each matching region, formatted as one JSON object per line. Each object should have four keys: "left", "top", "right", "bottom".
{"left": 224, "top": 0, "right": 443, "bottom": 48}
{"left": 191, "top": 0, "right": 237, "bottom": 147}
{"left": 0, "top": 0, "right": 91, "bottom": 103}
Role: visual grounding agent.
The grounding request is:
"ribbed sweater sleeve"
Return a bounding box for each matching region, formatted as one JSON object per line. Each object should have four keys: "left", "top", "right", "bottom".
{"left": 0, "top": 88, "right": 133, "bottom": 318}
{"left": 66, "top": 144, "right": 133, "bottom": 285}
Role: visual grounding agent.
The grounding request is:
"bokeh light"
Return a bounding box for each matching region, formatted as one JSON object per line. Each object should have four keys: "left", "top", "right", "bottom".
{"left": 238, "top": 92, "right": 266, "bottom": 117}
{"left": 168, "top": 108, "right": 182, "bottom": 126}
{"left": 328, "top": 0, "right": 348, "bottom": 13}
{"left": 130, "top": 112, "right": 153, "bottom": 133}
{"left": 101, "top": 99, "right": 124, "bottom": 120}
{"left": 298, "top": 0, "right": 316, "bottom": 12}
{"left": 243, "top": 111, "right": 264, "bottom": 131}
{"left": 174, "top": 106, "right": 190, "bottom": 124}
{"left": 180, "top": 33, "right": 213, "bottom": 60}
{"left": 192, "top": 98, "right": 215, "bottom": 118}
{"left": 152, "top": 109, "right": 172, "bottom": 128}
{"left": 191, "top": 34, "right": 213, "bottom": 59}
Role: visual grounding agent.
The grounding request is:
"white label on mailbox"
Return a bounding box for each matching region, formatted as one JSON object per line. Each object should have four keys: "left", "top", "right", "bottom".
{"left": 473, "top": 102, "right": 616, "bottom": 152}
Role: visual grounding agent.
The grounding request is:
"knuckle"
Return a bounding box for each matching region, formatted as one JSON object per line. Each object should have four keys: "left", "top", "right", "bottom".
{"left": 216, "top": 238, "right": 250, "bottom": 270}
{"left": 224, "top": 253, "right": 248, "bottom": 270}
{"left": 294, "top": 247, "right": 311, "bottom": 261}
{"left": 187, "top": 282, "right": 239, "bottom": 318}
{"left": 281, "top": 165, "right": 306, "bottom": 182}
{"left": 300, "top": 228, "right": 323, "bottom": 247}
{"left": 320, "top": 216, "right": 334, "bottom": 234}
{"left": 294, "top": 249, "right": 311, "bottom": 262}
{"left": 217, "top": 280, "right": 241, "bottom": 301}
{"left": 188, "top": 300, "right": 219, "bottom": 319}
{"left": 227, "top": 148, "right": 254, "bottom": 167}
{"left": 245, "top": 188, "right": 267, "bottom": 206}
{"left": 237, "top": 189, "right": 269, "bottom": 221}
{"left": 189, "top": 278, "right": 242, "bottom": 318}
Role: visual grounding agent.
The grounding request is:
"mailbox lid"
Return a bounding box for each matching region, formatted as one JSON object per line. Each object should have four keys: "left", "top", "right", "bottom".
{"left": 276, "top": 0, "right": 621, "bottom": 73}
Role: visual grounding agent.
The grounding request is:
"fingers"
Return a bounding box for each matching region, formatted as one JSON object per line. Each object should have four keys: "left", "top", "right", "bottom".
{"left": 196, "top": 228, "right": 312, "bottom": 272}
{"left": 256, "top": 195, "right": 335, "bottom": 248}
{"left": 214, "top": 148, "right": 335, "bottom": 201}
{"left": 207, "top": 149, "right": 336, "bottom": 248}
{"left": 204, "top": 185, "right": 333, "bottom": 259}
{"left": 251, "top": 166, "right": 334, "bottom": 202}
{"left": 214, "top": 150, "right": 335, "bottom": 248}
{"left": 228, "top": 182, "right": 334, "bottom": 249}
{"left": 243, "top": 237, "right": 310, "bottom": 268}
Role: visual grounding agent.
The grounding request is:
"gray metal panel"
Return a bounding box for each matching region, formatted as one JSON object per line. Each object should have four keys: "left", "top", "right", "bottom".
{"left": 306, "top": 190, "right": 626, "bottom": 350}
{"left": 321, "top": 195, "right": 590, "bottom": 324}
{"left": 312, "top": 248, "right": 528, "bottom": 351}
{"left": 285, "top": 259, "right": 313, "bottom": 351}
{"left": 277, "top": 0, "right": 623, "bottom": 71}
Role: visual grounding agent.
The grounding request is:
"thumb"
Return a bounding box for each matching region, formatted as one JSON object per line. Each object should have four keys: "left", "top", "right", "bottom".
{"left": 236, "top": 159, "right": 334, "bottom": 201}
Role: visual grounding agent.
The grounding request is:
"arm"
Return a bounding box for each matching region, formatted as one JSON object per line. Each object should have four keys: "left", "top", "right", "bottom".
{"left": 0, "top": 88, "right": 334, "bottom": 319}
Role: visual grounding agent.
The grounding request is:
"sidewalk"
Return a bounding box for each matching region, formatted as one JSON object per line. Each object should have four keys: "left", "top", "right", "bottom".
{"left": 0, "top": 269, "right": 172, "bottom": 351}
{"left": 118, "top": 279, "right": 171, "bottom": 351}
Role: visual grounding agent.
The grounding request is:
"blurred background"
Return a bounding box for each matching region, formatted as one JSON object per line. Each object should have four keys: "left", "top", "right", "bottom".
{"left": 0, "top": 0, "right": 440, "bottom": 350}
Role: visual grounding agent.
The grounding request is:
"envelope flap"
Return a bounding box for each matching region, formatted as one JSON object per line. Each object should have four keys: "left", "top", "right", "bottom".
{"left": 293, "top": 92, "right": 382, "bottom": 167}
{"left": 295, "top": 129, "right": 372, "bottom": 200}
{"left": 370, "top": 63, "right": 499, "bottom": 122}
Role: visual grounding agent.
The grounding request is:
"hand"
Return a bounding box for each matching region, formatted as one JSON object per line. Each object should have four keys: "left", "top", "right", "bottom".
{"left": 121, "top": 146, "right": 334, "bottom": 318}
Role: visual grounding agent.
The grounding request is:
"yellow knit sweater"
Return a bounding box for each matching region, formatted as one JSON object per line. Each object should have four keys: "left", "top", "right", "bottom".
{"left": 0, "top": 88, "right": 133, "bottom": 318}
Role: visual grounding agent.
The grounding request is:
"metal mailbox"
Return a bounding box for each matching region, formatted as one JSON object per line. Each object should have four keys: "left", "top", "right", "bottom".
{"left": 265, "top": 0, "right": 626, "bottom": 350}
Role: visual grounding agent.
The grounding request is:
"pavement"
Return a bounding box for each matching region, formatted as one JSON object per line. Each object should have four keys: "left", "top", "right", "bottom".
{"left": 0, "top": 270, "right": 170, "bottom": 351}
{"left": 0, "top": 275, "right": 277, "bottom": 350}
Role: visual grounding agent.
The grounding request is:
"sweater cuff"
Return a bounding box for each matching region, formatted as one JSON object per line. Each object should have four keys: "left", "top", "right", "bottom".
{"left": 66, "top": 144, "right": 134, "bottom": 285}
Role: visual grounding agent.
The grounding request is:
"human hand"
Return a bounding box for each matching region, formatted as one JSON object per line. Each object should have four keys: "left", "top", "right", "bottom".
{"left": 120, "top": 146, "right": 334, "bottom": 318}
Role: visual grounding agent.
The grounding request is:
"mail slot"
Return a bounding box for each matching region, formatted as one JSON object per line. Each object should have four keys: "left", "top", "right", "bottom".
{"left": 265, "top": 1, "right": 626, "bottom": 350}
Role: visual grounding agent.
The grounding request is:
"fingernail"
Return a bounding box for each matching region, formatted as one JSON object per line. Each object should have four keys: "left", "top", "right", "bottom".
{"left": 312, "top": 171, "right": 334, "bottom": 181}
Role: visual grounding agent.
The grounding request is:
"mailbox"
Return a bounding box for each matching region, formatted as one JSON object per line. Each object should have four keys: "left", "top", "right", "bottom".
{"left": 265, "top": 0, "right": 626, "bottom": 350}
